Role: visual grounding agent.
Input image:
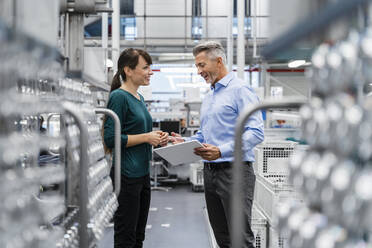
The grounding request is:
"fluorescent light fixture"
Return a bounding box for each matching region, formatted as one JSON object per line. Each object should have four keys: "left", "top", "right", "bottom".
{"left": 160, "top": 67, "right": 197, "bottom": 73}
{"left": 157, "top": 53, "right": 194, "bottom": 62}
{"left": 288, "top": 60, "right": 306, "bottom": 68}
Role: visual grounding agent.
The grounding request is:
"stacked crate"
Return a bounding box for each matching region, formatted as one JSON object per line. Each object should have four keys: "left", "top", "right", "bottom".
{"left": 253, "top": 140, "right": 297, "bottom": 183}
{"left": 253, "top": 140, "right": 303, "bottom": 248}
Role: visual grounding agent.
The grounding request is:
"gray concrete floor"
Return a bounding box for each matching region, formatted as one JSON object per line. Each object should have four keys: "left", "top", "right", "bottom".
{"left": 98, "top": 184, "right": 210, "bottom": 248}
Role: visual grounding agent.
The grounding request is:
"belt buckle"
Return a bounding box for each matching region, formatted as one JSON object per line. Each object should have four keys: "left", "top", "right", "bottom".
{"left": 205, "top": 162, "right": 212, "bottom": 170}
{"left": 207, "top": 163, "right": 211, "bottom": 170}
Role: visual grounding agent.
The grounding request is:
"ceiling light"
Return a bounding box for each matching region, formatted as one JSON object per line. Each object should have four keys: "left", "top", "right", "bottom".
{"left": 288, "top": 60, "right": 306, "bottom": 68}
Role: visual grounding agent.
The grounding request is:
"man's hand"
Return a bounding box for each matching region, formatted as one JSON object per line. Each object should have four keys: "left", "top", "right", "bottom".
{"left": 169, "top": 132, "right": 184, "bottom": 144}
{"left": 194, "top": 143, "right": 221, "bottom": 161}
{"left": 159, "top": 132, "right": 169, "bottom": 147}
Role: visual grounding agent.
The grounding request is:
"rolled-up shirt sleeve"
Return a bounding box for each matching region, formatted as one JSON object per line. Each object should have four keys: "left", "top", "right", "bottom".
{"left": 186, "top": 129, "right": 205, "bottom": 143}
{"left": 218, "top": 86, "right": 264, "bottom": 159}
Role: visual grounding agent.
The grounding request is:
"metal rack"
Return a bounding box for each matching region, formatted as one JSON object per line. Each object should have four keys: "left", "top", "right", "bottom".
{"left": 58, "top": 86, "right": 121, "bottom": 248}
{"left": 239, "top": 0, "right": 372, "bottom": 247}
{"left": 0, "top": 18, "right": 121, "bottom": 248}
{"left": 253, "top": 140, "right": 297, "bottom": 183}
{"left": 0, "top": 16, "right": 67, "bottom": 248}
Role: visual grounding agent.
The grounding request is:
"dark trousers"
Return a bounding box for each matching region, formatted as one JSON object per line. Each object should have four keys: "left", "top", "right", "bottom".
{"left": 204, "top": 162, "right": 256, "bottom": 248}
{"left": 111, "top": 172, "right": 151, "bottom": 248}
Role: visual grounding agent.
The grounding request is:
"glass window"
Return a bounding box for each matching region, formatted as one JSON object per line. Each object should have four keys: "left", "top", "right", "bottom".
{"left": 232, "top": 17, "right": 251, "bottom": 38}
{"left": 233, "top": 0, "right": 251, "bottom": 38}
{"left": 191, "top": 0, "right": 202, "bottom": 39}
{"left": 233, "top": 0, "right": 250, "bottom": 17}
{"left": 120, "top": 17, "right": 137, "bottom": 40}
{"left": 120, "top": 0, "right": 134, "bottom": 15}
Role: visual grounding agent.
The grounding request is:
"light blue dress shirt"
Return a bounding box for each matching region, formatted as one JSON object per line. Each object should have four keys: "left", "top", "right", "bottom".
{"left": 188, "top": 72, "right": 264, "bottom": 163}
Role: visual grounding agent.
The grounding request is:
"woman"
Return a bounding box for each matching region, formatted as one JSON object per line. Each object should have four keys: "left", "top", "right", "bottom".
{"left": 104, "top": 48, "right": 168, "bottom": 248}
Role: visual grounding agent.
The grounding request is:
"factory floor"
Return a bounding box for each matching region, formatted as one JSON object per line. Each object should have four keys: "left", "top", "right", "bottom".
{"left": 98, "top": 184, "right": 211, "bottom": 248}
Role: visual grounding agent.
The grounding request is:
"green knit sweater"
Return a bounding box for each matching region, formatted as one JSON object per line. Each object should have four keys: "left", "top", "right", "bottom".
{"left": 104, "top": 88, "right": 152, "bottom": 178}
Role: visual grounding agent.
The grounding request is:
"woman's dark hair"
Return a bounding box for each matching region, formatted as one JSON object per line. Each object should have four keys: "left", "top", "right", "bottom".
{"left": 103, "top": 48, "right": 152, "bottom": 154}
{"left": 110, "top": 48, "right": 153, "bottom": 93}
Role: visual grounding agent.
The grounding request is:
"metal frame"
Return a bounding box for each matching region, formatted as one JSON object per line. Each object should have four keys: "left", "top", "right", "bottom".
{"left": 62, "top": 102, "right": 89, "bottom": 248}
{"left": 231, "top": 99, "right": 306, "bottom": 248}
{"left": 94, "top": 108, "right": 121, "bottom": 196}
{"left": 60, "top": 0, "right": 112, "bottom": 13}
{"left": 151, "top": 161, "right": 171, "bottom": 192}
{"left": 46, "top": 113, "right": 62, "bottom": 131}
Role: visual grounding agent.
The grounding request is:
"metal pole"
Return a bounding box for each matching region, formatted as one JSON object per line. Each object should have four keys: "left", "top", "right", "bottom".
{"left": 13, "top": 0, "right": 17, "bottom": 30}
{"left": 144, "top": 0, "right": 147, "bottom": 49}
{"left": 262, "top": 63, "right": 270, "bottom": 98}
{"left": 63, "top": 102, "right": 90, "bottom": 248}
{"left": 94, "top": 108, "right": 121, "bottom": 196}
{"left": 184, "top": 0, "right": 187, "bottom": 50}
{"left": 60, "top": 14, "right": 65, "bottom": 54}
{"left": 227, "top": 0, "right": 233, "bottom": 71}
{"left": 231, "top": 98, "right": 306, "bottom": 248}
{"left": 237, "top": 0, "right": 245, "bottom": 79}
{"left": 102, "top": 1, "right": 109, "bottom": 83}
{"left": 253, "top": 0, "right": 258, "bottom": 58}
{"left": 67, "top": 14, "right": 84, "bottom": 76}
{"left": 102, "top": 11, "right": 108, "bottom": 50}
{"left": 206, "top": 0, "right": 208, "bottom": 39}
{"left": 65, "top": 12, "right": 69, "bottom": 62}
{"left": 112, "top": 0, "right": 120, "bottom": 73}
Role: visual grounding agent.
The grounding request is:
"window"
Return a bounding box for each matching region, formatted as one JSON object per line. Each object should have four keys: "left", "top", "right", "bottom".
{"left": 120, "top": 17, "right": 137, "bottom": 40}
{"left": 191, "top": 0, "right": 202, "bottom": 39}
{"left": 120, "top": 0, "right": 136, "bottom": 40}
{"left": 232, "top": 17, "right": 251, "bottom": 38}
{"left": 233, "top": 0, "right": 250, "bottom": 17}
{"left": 84, "top": 0, "right": 137, "bottom": 39}
{"left": 233, "top": 0, "right": 251, "bottom": 38}
{"left": 190, "top": 0, "right": 252, "bottom": 39}
{"left": 120, "top": 0, "right": 134, "bottom": 15}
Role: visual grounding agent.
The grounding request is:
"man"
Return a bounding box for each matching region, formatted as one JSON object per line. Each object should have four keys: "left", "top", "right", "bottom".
{"left": 171, "top": 41, "right": 264, "bottom": 247}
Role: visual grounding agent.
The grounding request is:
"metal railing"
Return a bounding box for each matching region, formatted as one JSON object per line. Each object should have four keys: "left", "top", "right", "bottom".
{"left": 231, "top": 98, "right": 306, "bottom": 248}
{"left": 94, "top": 108, "right": 121, "bottom": 196}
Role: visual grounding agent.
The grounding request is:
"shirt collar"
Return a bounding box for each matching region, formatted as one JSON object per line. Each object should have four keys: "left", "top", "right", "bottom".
{"left": 211, "top": 72, "right": 234, "bottom": 91}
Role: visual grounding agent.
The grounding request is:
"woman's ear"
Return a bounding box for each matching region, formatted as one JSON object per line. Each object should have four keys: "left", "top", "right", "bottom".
{"left": 124, "top": 66, "right": 131, "bottom": 77}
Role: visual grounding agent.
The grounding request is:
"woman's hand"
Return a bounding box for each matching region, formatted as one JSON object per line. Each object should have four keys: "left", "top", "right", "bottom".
{"left": 159, "top": 132, "right": 169, "bottom": 147}
{"left": 146, "top": 131, "right": 162, "bottom": 146}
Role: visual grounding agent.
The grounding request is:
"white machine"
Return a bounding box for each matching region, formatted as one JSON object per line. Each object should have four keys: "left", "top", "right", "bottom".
{"left": 189, "top": 162, "right": 204, "bottom": 192}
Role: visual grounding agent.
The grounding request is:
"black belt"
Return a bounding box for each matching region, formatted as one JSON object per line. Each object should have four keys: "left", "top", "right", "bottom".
{"left": 204, "top": 161, "right": 252, "bottom": 170}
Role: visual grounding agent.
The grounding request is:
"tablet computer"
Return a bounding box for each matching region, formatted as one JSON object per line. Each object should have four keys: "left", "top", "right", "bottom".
{"left": 153, "top": 140, "right": 203, "bottom": 165}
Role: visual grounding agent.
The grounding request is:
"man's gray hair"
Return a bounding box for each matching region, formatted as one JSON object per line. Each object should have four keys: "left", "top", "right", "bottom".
{"left": 193, "top": 41, "right": 227, "bottom": 65}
